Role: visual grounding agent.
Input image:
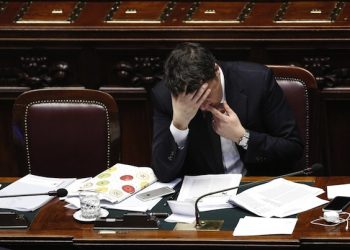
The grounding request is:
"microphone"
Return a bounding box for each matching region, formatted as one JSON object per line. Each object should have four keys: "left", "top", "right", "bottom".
{"left": 194, "top": 163, "right": 323, "bottom": 229}
{"left": 0, "top": 188, "right": 68, "bottom": 198}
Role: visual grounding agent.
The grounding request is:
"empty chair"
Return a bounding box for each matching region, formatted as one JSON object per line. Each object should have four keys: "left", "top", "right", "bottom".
{"left": 268, "top": 65, "right": 318, "bottom": 171}
{"left": 12, "top": 88, "right": 120, "bottom": 178}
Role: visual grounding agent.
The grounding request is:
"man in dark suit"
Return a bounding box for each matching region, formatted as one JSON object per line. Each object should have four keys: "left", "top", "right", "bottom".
{"left": 151, "top": 42, "right": 303, "bottom": 182}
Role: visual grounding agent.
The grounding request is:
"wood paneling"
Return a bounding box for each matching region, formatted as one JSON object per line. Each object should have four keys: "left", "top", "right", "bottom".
{"left": 1, "top": 1, "right": 350, "bottom": 176}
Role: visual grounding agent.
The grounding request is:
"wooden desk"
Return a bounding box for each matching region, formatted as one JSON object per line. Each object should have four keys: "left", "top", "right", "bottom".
{"left": 298, "top": 176, "right": 350, "bottom": 249}
{"left": 2, "top": 176, "right": 349, "bottom": 250}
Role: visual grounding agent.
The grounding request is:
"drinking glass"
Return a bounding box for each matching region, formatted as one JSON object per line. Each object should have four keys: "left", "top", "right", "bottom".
{"left": 79, "top": 190, "right": 101, "bottom": 219}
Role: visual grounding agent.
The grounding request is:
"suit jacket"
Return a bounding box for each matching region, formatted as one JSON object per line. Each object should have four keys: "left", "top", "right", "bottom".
{"left": 151, "top": 61, "right": 303, "bottom": 182}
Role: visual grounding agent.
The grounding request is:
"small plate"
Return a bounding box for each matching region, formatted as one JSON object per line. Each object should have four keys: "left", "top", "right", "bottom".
{"left": 73, "top": 208, "right": 109, "bottom": 222}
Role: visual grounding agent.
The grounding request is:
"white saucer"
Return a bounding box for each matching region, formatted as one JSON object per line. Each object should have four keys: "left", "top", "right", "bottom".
{"left": 73, "top": 208, "right": 109, "bottom": 222}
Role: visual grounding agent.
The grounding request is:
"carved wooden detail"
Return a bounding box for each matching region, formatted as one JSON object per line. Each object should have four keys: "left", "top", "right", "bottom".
{"left": 105, "top": 1, "right": 175, "bottom": 24}
{"left": 14, "top": 1, "right": 85, "bottom": 24}
{"left": 0, "top": 1, "right": 8, "bottom": 14}
{"left": 113, "top": 56, "right": 162, "bottom": 89}
{"left": 274, "top": 1, "right": 345, "bottom": 23}
{"left": 184, "top": 1, "right": 254, "bottom": 23}
{"left": 303, "top": 57, "right": 350, "bottom": 88}
{"left": 0, "top": 56, "right": 69, "bottom": 88}
{"left": 321, "top": 67, "right": 350, "bottom": 87}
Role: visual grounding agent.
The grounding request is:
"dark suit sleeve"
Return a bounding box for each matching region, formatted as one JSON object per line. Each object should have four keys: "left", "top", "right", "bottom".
{"left": 150, "top": 82, "right": 188, "bottom": 182}
{"left": 243, "top": 68, "right": 304, "bottom": 168}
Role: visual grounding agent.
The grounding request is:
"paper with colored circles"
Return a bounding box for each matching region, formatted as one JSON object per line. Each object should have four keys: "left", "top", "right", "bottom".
{"left": 79, "top": 163, "right": 157, "bottom": 203}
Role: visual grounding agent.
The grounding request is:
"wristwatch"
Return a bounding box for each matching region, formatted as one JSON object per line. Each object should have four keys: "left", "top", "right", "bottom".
{"left": 238, "top": 130, "right": 250, "bottom": 150}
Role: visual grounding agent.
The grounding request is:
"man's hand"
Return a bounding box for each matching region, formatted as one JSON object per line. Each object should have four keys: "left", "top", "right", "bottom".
{"left": 172, "top": 83, "right": 211, "bottom": 130}
{"left": 207, "top": 102, "right": 245, "bottom": 143}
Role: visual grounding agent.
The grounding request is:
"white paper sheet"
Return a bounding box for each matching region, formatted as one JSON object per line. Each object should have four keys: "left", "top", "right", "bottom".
{"left": 327, "top": 184, "right": 350, "bottom": 199}
{"left": 165, "top": 174, "right": 241, "bottom": 223}
{"left": 177, "top": 174, "right": 241, "bottom": 210}
{"left": 274, "top": 196, "right": 327, "bottom": 218}
{"left": 233, "top": 216, "right": 298, "bottom": 236}
{"left": 0, "top": 174, "right": 75, "bottom": 211}
{"left": 165, "top": 200, "right": 196, "bottom": 223}
{"left": 229, "top": 178, "right": 327, "bottom": 218}
{"left": 62, "top": 177, "right": 92, "bottom": 198}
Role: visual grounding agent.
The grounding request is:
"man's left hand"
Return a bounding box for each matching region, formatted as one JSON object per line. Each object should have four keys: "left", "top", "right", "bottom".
{"left": 207, "top": 102, "right": 245, "bottom": 143}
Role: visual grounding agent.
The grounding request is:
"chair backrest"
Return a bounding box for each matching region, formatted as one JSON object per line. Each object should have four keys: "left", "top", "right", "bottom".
{"left": 12, "top": 88, "right": 120, "bottom": 178}
{"left": 268, "top": 65, "right": 318, "bottom": 171}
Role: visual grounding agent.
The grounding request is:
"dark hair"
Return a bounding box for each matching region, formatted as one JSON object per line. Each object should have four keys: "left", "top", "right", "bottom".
{"left": 164, "top": 42, "right": 216, "bottom": 95}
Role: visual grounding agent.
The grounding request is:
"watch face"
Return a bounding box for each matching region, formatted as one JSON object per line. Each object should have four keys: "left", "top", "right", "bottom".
{"left": 238, "top": 131, "right": 249, "bottom": 148}
{"left": 239, "top": 137, "right": 248, "bottom": 146}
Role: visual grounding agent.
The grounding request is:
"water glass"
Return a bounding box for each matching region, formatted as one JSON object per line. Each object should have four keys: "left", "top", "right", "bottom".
{"left": 79, "top": 191, "right": 101, "bottom": 219}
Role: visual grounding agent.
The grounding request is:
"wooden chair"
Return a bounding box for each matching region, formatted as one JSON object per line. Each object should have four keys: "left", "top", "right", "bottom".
{"left": 268, "top": 65, "right": 319, "bottom": 172}
{"left": 12, "top": 88, "right": 120, "bottom": 178}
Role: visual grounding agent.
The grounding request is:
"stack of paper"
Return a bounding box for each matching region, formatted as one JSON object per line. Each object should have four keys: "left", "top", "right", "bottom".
{"left": 166, "top": 174, "right": 242, "bottom": 223}
{"left": 64, "top": 178, "right": 181, "bottom": 212}
{"left": 229, "top": 178, "right": 328, "bottom": 218}
{"left": 0, "top": 174, "right": 75, "bottom": 211}
{"left": 177, "top": 174, "right": 242, "bottom": 211}
{"left": 75, "top": 163, "right": 158, "bottom": 203}
{"left": 62, "top": 163, "right": 181, "bottom": 212}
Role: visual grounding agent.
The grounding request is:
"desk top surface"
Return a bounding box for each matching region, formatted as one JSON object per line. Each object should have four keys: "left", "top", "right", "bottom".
{"left": 1, "top": 176, "right": 350, "bottom": 248}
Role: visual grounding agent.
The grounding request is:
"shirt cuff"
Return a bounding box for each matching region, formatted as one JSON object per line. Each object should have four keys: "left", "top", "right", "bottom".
{"left": 170, "top": 122, "right": 189, "bottom": 148}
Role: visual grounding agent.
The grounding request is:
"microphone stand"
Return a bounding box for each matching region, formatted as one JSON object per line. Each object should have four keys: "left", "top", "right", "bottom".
{"left": 0, "top": 189, "right": 68, "bottom": 198}
{"left": 0, "top": 193, "right": 54, "bottom": 198}
{"left": 194, "top": 167, "right": 316, "bottom": 229}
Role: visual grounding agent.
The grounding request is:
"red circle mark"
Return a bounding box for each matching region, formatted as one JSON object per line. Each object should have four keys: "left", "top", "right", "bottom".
{"left": 120, "top": 175, "right": 133, "bottom": 181}
{"left": 122, "top": 185, "right": 135, "bottom": 193}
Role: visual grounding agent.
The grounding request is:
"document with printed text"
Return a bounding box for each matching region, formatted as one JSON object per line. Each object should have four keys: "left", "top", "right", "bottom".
{"left": 229, "top": 178, "right": 328, "bottom": 218}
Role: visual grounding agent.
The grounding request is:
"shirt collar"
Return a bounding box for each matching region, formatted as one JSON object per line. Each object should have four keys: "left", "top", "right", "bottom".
{"left": 219, "top": 66, "right": 226, "bottom": 102}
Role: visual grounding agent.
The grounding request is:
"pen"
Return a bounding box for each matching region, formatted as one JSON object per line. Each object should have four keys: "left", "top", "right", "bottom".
{"left": 0, "top": 212, "right": 15, "bottom": 214}
{"left": 95, "top": 218, "right": 123, "bottom": 223}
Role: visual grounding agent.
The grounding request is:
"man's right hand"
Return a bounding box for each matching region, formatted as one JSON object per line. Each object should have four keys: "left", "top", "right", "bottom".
{"left": 171, "top": 83, "right": 211, "bottom": 130}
